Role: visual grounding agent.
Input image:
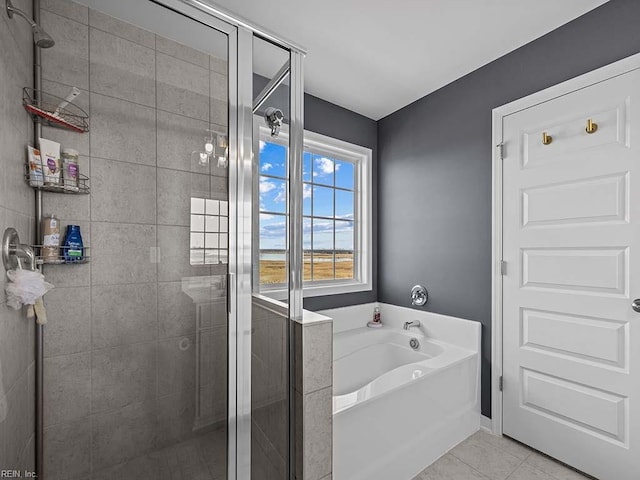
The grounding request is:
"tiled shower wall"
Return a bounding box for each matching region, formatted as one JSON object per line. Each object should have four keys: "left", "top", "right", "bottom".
{"left": 251, "top": 300, "right": 289, "bottom": 480}
{"left": 37, "top": 0, "right": 228, "bottom": 478}
{"left": 0, "top": 0, "right": 37, "bottom": 472}
{"left": 250, "top": 303, "right": 333, "bottom": 480}
{"left": 294, "top": 321, "right": 332, "bottom": 480}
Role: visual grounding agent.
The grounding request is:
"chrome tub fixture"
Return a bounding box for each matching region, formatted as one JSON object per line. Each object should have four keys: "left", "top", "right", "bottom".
{"left": 411, "top": 284, "right": 428, "bottom": 306}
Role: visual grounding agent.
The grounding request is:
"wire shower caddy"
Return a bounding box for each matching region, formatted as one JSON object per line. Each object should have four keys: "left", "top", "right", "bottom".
{"left": 22, "top": 87, "right": 89, "bottom": 133}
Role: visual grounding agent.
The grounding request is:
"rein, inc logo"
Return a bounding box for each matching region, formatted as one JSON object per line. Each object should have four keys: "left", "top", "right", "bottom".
{"left": 0, "top": 471, "right": 37, "bottom": 478}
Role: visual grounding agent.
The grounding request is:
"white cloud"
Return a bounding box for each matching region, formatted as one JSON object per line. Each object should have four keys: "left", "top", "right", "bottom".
{"left": 259, "top": 140, "right": 266, "bottom": 152}
{"left": 312, "top": 219, "right": 334, "bottom": 232}
{"left": 274, "top": 184, "right": 287, "bottom": 203}
{"left": 314, "top": 157, "right": 341, "bottom": 176}
{"left": 260, "top": 179, "right": 276, "bottom": 194}
{"left": 335, "top": 221, "right": 354, "bottom": 232}
{"left": 303, "top": 183, "right": 311, "bottom": 199}
{"left": 260, "top": 220, "right": 287, "bottom": 237}
{"left": 261, "top": 162, "right": 273, "bottom": 172}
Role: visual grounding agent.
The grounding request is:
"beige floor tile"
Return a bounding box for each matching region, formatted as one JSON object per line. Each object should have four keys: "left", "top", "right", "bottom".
{"left": 418, "top": 454, "right": 489, "bottom": 480}
{"left": 472, "top": 431, "right": 532, "bottom": 460}
{"left": 507, "top": 463, "right": 555, "bottom": 480}
{"left": 450, "top": 435, "right": 522, "bottom": 480}
{"left": 525, "top": 452, "right": 592, "bottom": 480}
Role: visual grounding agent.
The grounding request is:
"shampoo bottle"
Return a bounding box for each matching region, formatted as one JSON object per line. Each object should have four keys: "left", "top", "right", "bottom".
{"left": 62, "top": 225, "right": 84, "bottom": 263}
{"left": 27, "top": 145, "right": 44, "bottom": 187}
{"left": 42, "top": 214, "right": 61, "bottom": 263}
{"left": 61, "top": 148, "right": 79, "bottom": 192}
{"left": 367, "top": 306, "right": 383, "bottom": 328}
{"left": 39, "top": 138, "right": 61, "bottom": 186}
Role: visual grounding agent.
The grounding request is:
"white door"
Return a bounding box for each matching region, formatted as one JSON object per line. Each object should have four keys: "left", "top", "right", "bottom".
{"left": 502, "top": 68, "right": 640, "bottom": 480}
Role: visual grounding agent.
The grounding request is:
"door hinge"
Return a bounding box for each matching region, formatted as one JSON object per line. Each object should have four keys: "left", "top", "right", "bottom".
{"left": 500, "top": 260, "right": 507, "bottom": 276}
{"left": 499, "top": 376, "right": 504, "bottom": 391}
{"left": 496, "top": 142, "right": 504, "bottom": 161}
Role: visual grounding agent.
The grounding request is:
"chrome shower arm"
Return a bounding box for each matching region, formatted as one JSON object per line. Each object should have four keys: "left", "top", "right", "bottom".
{"left": 6, "top": 0, "right": 55, "bottom": 48}
{"left": 6, "top": 0, "right": 37, "bottom": 27}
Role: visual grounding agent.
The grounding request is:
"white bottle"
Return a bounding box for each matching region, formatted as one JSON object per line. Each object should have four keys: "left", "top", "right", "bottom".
{"left": 27, "top": 145, "right": 44, "bottom": 187}
{"left": 61, "top": 148, "right": 79, "bottom": 192}
{"left": 39, "top": 138, "right": 61, "bottom": 186}
{"left": 42, "top": 214, "right": 61, "bottom": 263}
{"left": 367, "top": 306, "right": 383, "bottom": 328}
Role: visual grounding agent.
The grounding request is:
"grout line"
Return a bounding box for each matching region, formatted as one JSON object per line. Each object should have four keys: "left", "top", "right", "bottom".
{"left": 504, "top": 456, "right": 527, "bottom": 480}
{"left": 40, "top": 6, "right": 88, "bottom": 27}
{"left": 88, "top": 87, "right": 220, "bottom": 123}
{"left": 88, "top": 89, "right": 156, "bottom": 111}
{"left": 154, "top": 31, "right": 160, "bottom": 455}
{"left": 88, "top": 155, "right": 157, "bottom": 170}
{"left": 156, "top": 46, "right": 211, "bottom": 71}
{"left": 87, "top": 14, "right": 94, "bottom": 476}
{"left": 448, "top": 435, "right": 523, "bottom": 480}
{"left": 446, "top": 452, "right": 493, "bottom": 480}
{"left": 88, "top": 24, "right": 155, "bottom": 52}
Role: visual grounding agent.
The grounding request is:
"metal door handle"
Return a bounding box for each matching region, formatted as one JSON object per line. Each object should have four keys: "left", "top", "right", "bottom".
{"left": 632, "top": 299, "right": 640, "bottom": 313}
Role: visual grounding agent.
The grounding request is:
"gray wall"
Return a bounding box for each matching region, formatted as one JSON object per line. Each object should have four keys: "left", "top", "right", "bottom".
{"left": 0, "top": 0, "right": 37, "bottom": 472}
{"left": 377, "top": 0, "right": 640, "bottom": 418}
{"left": 253, "top": 76, "right": 379, "bottom": 310}
{"left": 303, "top": 93, "right": 378, "bottom": 310}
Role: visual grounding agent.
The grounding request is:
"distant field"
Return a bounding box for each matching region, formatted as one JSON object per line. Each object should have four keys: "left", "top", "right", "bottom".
{"left": 260, "top": 252, "right": 354, "bottom": 284}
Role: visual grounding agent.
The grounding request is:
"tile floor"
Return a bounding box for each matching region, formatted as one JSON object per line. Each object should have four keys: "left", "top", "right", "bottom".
{"left": 413, "top": 431, "right": 594, "bottom": 480}
{"left": 90, "top": 428, "right": 226, "bottom": 480}
{"left": 88, "top": 427, "right": 594, "bottom": 480}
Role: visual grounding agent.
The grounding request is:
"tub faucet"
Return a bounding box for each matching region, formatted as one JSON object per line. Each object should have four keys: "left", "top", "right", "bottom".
{"left": 403, "top": 320, "right": 420, "bottom": 331}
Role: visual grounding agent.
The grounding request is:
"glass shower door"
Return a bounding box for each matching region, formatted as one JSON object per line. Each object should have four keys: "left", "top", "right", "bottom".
{"left": 244, "top": 34, "right": 304, "bottom": 480}
{"left": 38, "top": 2, "right": 235, "bottom": 479}
{"left": 37, "top": 1, "right": 303, "bottom": 479}
{"left": 249, "top": 37, "right": 292, "bottom": 480}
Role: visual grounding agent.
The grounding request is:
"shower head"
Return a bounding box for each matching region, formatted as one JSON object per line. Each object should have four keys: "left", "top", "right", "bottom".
{"left": 265, "top": 107, "right": 284, "bottom": 138}
{"left": 6, "top": 0, "right": 55, "bottom": 48}
{"left": 32, "top": 24, "right": 55, "bottom": 48}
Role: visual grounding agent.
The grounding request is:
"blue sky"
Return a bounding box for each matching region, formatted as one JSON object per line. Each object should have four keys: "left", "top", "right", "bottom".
{"left": 259, "top": 141, "right": 354, "bottom": 251}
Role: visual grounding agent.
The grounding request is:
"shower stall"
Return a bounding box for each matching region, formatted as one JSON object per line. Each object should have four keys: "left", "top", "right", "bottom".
{"left": 0, "top": 0, "right": 305, "bottom": 478}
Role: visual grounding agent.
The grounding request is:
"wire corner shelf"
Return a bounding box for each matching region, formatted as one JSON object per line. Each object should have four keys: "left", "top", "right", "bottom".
{"left": 23, "top": 87, "right": 89, "bottom": 133}
{"left": 24, "top": 163, "right": 90, "bottom": 194}
{"left": 31, "top": 245, "right": 90, "bottom": 266}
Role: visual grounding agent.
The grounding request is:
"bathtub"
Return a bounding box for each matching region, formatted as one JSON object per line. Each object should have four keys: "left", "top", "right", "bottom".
{"left": 321, "top": 303, "right": 481, "bottom": 480}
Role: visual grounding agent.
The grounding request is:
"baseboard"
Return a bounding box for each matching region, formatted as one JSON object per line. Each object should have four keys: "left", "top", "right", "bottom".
{"left": 480, "top": 415, "right": 493, "bottom": 433}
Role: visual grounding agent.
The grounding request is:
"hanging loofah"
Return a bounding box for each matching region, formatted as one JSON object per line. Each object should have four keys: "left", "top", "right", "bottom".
{"left": 5, "top": 268, "right": 54, "bottom": 310}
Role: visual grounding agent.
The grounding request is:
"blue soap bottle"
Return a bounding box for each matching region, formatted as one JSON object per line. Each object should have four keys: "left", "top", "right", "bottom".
{"left": 63, "top": 225, "right": 84, "bottom": 263}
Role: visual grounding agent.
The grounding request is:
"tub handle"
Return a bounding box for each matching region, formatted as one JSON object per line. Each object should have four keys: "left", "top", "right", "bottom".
{"left": 411, "top": 285, "right": 428, "bottom": 306}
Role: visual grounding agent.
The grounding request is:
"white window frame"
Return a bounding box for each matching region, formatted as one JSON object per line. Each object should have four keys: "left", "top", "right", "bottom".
{"left": 255, "top": 117, "right": 373, "bottom": 298}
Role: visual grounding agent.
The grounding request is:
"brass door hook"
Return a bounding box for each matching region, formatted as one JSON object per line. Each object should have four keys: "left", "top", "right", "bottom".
{"left": 542, "top": 132, "right": 553, "bottom": 145}
{"left": 586, "top": 119, "right": 598, "bottom": 134}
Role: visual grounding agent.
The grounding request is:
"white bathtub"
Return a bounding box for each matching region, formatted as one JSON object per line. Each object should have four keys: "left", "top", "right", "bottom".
{"left": 321, "top": 303, "right": 481, "bottom": 480}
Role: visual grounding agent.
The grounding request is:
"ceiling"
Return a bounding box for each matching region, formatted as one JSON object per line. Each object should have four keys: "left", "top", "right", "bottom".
{"left": 213, "top": 0, "right": 608, "bottom": 120}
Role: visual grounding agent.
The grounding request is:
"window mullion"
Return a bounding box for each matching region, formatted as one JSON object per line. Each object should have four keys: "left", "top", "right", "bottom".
{"left": 332, "top": 169, "right": 336, "bottom": 280}
{"left": 303, "top": 174, "right": 316, "bottom": 283}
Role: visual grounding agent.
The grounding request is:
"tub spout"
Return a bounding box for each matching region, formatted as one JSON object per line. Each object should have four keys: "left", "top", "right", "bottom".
{"left": 403, "top": 320, "right": 421, "bottom": 330}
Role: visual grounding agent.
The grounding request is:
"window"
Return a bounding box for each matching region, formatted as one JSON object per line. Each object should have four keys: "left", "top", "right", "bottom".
{"left": 256, "top": 120, "right": 372, "bottom": 297}
{"left": 190, "top": 198, "right": 229, "bottom": 265}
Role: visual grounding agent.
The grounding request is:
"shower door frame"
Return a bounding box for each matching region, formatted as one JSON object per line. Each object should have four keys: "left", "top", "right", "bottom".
{"left": 151, "top": 1, "right": 306, "bottom": 479}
